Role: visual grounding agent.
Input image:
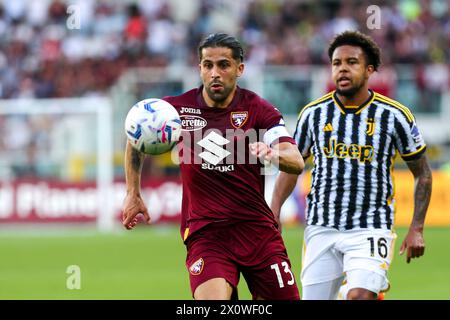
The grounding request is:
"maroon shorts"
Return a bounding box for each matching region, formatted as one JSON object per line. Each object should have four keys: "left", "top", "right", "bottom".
{"left": 185, "top": 221, "right": 300, "bottom": 300}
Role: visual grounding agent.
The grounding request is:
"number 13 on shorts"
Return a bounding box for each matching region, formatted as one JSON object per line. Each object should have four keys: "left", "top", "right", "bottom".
{"left": 271, "top": 262, "right": 295, "bottom": 288}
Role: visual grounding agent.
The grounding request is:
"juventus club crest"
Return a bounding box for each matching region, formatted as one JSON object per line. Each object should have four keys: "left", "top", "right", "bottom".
{"left": 230, "top": 111, "right": 249, "bottom": 129}
{"left": 366, "top": 118, "right": 375, "bottom": 136}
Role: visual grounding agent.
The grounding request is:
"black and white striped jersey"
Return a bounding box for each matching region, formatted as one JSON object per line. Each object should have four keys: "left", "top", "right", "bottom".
{"left": 294, "top": 90, "right": 426, "bottom": 231}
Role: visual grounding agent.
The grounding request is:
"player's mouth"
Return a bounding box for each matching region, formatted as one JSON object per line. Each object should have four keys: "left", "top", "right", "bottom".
{"left": 337, "top": 77, "right": 351, "bottom": 87}
{"left": 210, "top": 82, "right": 223, "bottom": 91}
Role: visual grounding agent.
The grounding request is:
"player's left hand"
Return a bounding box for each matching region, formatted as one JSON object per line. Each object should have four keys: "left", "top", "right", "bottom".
{"left": 122, "top": 193, "right": 151, "bottom": 230}
{"left": 399, "top": 227, "right": 425, "bottom": 263}
{"left": 249, "top": 142, "right": 276, "bottom": 163}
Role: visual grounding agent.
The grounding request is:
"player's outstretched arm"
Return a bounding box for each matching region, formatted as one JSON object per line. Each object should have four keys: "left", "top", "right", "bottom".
{"left": 122, "top": 141, "right": 151, "bottom": 230}
{"left": 399, "top": 155, "right": 432, "bottom": 263}
{"left": 270, "top": 171, "right": 299, "bottom": 232}
{"left": 250, "top": 142, "right": 304, "bottom": 174}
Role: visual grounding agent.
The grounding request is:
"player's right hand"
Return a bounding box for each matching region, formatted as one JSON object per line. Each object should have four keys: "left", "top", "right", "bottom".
{"left": 399, "top": 226, "right": 425, "bottom": 263}
{"left": 249, "top": 142, "right": 275, "bottom": 163}
{"left": 122, "top": 193, "right": 151, "bottom": 230}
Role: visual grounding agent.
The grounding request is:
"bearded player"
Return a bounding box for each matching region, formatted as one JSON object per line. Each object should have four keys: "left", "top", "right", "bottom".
{"left": 122, "top": 33, "right": 304, "bottom": 300}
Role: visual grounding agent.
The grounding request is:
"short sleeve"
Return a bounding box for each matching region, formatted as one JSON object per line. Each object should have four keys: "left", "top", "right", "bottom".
{"left": 293, "top": 106, "right": 313, "bottom": 159}
{"left": 257, "top": 101, "right": 295, "bottom": 147}
{"left": 393, "top": 112, "right": 426, "bottom": 161}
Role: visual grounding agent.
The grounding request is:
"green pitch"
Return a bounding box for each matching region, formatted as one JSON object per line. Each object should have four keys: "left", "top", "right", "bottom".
{"left": 0, "top": 225, "right": 449, "bottom": 299}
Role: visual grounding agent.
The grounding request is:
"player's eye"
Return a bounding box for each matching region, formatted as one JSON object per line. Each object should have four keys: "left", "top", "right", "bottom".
{"left": 219, "top": 61, "right": 230, "bottom": 69}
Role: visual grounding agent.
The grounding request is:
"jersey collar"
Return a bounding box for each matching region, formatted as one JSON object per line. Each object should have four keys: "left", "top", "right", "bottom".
{"left": 333, "top": 89, "right": 375, "bottom": 115}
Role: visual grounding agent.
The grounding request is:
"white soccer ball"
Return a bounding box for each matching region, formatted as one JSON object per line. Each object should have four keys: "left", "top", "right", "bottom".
{"left": 125, "top": 98, "right": 181, "bottom": 155}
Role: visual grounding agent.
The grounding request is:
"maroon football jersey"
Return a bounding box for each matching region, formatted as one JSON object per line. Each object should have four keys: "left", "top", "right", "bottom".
{"left": 163, "top": 86, "right": 295, "bottom": 242}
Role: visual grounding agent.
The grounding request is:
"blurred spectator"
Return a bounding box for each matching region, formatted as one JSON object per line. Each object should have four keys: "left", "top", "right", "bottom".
{"left": 124, "top": 3, "right": 147, "bottom": 50}
{"left": 48, "top": 0, "right": 67, "bottom": 24}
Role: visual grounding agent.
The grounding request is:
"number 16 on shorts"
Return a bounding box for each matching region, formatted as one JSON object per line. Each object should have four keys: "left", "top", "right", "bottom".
{"left": 367, "top": 237, "right": 388, "bottom": 258}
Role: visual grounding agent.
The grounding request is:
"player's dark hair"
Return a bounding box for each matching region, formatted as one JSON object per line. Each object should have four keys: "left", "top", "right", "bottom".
{"left": 328, "top": 31, "right": 381, "bottom": 71}
{"left": 198, "top": 33, "right": 244, "bottom": 62}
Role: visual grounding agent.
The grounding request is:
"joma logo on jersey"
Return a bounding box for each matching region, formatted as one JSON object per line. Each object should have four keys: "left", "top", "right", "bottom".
{"left": 180, "top": 107, "right": 201, "bottom": 114}
{"left": 323, "top": 138, "right": 374, "bottom": 162}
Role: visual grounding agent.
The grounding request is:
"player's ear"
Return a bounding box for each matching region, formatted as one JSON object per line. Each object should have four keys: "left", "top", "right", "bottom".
{"left": 365, "top": 64, "right": 375, "bottom": 80}
{"left": 237, "top": 62, "right": 244, "bottom": 77}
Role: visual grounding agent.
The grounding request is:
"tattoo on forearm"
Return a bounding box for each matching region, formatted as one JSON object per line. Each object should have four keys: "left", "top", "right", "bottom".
{"left": 407, "top": 157, "right": 433, "bottom": 225}
{"left": 415, "top": 174, "right": 432, "bottom": 224}
{"left": 131, "top": 148, "right": 143, "bottom": 172}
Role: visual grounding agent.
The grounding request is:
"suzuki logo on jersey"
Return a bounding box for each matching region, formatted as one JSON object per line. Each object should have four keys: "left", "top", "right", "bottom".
{"left": 198, "top": 131, "right": 231, "bottom": 166}
{"left": 323, "top": 138, "right": 374, "bottom": 162}
{"left": 366, "top": 118, "right": 376, "bottom": 136}
{"left": 231, "top": 111, "right": 249, "bottom": 129}
{"left": 180, "top": 107, "right": 201, "bottom": 114}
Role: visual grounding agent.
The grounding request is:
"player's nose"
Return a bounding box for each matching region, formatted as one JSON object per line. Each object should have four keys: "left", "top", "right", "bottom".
{"left": 210, "top": 65, "right": 220, "bottom": 78}
{"left": 338, "top": 63, "right": 350, "bottom": 72}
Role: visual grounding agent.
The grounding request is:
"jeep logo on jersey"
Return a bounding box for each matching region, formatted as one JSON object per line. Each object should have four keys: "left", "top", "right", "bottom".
{"left": 197, "top": 131, "right": 231, "bottom": 165}
{"left": 189, "top": 258, "right": 204, "bottom": 276}
{"left": 180, "top": 115, "right": 207, "bottom": 131}
{"left": 323, "top": 138, "right": 374, "bottom": 162}
{"left": 231, "top": 111, "right": 248, "bottom": 129}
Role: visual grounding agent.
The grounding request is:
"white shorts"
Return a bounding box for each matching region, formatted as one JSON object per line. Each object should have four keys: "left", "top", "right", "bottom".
{"left": 301, "top": 225, "right": 397, "bottom": 293}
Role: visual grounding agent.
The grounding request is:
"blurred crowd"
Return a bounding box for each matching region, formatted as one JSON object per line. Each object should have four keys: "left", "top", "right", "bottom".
{"left": 0, "top": 0, "right": 448, "bottom": 99}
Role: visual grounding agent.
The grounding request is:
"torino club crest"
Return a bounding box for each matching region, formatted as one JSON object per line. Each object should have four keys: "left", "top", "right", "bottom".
{"left": 230, "top": 111, "right": 248, "bottom": 129}
{"left": 189, "top": 258, "right": 204, "bottom": 275}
